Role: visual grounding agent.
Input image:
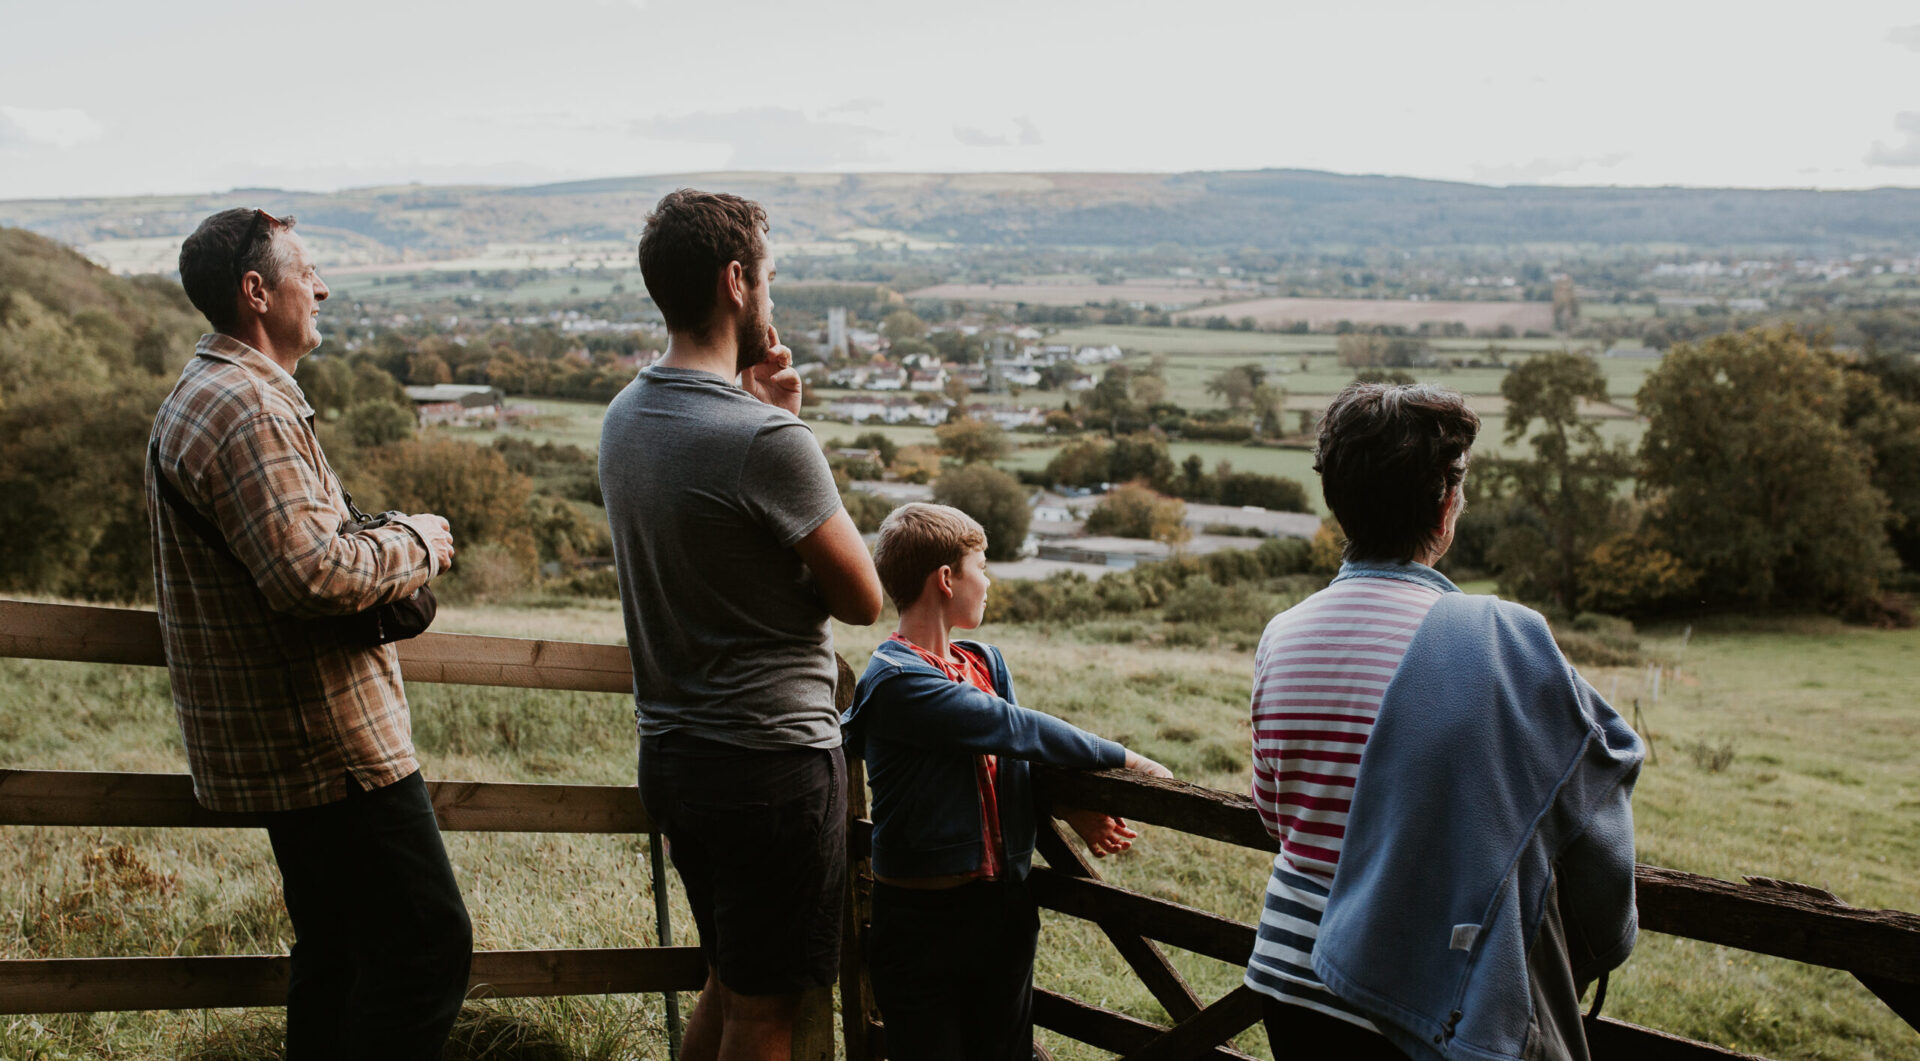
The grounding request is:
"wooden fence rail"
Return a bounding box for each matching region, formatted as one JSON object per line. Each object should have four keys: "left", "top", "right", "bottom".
{"left": 5, "top": 599, "right": 1918, "bottom": 1061}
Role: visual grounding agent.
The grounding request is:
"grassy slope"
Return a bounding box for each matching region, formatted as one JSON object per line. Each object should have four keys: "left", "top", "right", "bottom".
{"left": 2, "top": 597, "right": 1915, "bottom": 1059}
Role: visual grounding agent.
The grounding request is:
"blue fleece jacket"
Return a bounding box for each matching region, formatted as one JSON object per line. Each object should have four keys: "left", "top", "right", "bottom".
{"left": 844, "top": 637, "right": 1127, "bottom": 881}
{"left": 1310, "top": 561, "right": 1644, "bottom": 1061}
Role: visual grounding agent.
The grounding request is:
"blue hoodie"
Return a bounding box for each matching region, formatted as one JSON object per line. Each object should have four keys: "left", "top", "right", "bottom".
{"left": 1309, "top": 562, "right": 1644, "bottom": 1061}
{"left": 844, "top": 637, "right": 1127, "bottom": 881}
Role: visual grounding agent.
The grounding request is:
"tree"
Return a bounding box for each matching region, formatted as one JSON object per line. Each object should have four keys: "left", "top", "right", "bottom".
{"left": 1636, "top": 326, "right": 1894, "bottom": 611}
{"left": 943, "top": 374, "right": 972, "bottom": 405}
{"left": 1205, "top": 364, "right": 1265, "bottom": 409}
{"left": 1337, "top": 333, "right": 1387, "bottom": 369}
{"left": 356, "top": 438, "right": 533, "bottom": 546}
{"left": 934, "top": 416, "right": 1009, "bottom": 464}
{"left": 341, "top": 399, "right": 416, "bottom": 448}
{"left": 1107, "top": 434, "right": 1174, "bottom": 489}
{"left": 1084, "top": 482, "right": 1190, "bottom": 546}
{"left": 1840, "top": 355, "right": 1920, "bottom": 571}
{"left": 1478, "top": 351, "right": 1634, "bottom": 612}
{"left": 407, "top": 352, "right": 452, "bottom": 385}
{"left": 933, "top": 465, "right": 1031, "bottom": 562}
{"left": 1044, "top": 438, "right": 1113, "bottom": 488}
{"left": 849, "top": 431, "right": 899, "bottom": 468}
{"left": 0, "top": 377, "right": 171, "bottom": 600}
{"left": 881, "top": 310, "right": 928, "bottom": 345}
{"left": 928, "top": 330, "right": 984, "bottom": 365}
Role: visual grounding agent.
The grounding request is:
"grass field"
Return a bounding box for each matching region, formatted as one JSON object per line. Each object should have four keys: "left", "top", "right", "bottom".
{"left": 1, "top": 590, "right": 1915, "bottom": 1060}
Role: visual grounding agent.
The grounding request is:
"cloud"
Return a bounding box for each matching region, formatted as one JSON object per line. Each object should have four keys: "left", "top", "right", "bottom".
{"left": 1471, "top": 153, "right": 1630, "bottom": 184}
{"left": 0, "top": 106, "right": 104, "bottom": 150}
{"left": 953, "top": 116, "right": 1045, "bottom": 149}
{"left": 638, "top": 108, "right": 886, "bottom": 168}
{"left": 953, "top": 125, "right": 1005, "bottom": 147}
{"left": 823, "top": 98, "right": 883, "bottom": 116}
{"left": 1887, "top": 24, "right": 1920, "bottom": 50}
{"left": 1866, "top": 112, "right": 1920, "bottom": 167}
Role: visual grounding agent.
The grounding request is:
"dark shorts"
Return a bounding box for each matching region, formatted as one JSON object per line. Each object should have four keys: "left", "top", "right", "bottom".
{"left": 638, "top": 731, "right": 847, "bottom": 996}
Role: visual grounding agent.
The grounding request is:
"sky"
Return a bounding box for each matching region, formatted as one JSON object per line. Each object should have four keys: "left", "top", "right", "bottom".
{"left": 2, "top": 0, "right": 1918, "bottom": 200}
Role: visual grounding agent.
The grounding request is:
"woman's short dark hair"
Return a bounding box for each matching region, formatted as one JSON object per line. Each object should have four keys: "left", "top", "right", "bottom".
{"left": 177, "top": 208, "right": 297, "bottom": 330}
{"left": 637, "top": 189, "right": 769, "bottom": 335}
{"left": 1315, "top": 382, "right": 1480, "bottom": 562}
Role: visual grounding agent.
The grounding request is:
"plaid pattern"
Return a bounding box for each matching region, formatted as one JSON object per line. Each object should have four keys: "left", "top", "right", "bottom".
{"left": 147, "top": 334, "right": 434, "bottom": 812}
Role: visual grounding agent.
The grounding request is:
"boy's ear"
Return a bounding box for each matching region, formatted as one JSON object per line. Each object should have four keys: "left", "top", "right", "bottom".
{"left": 936, "top": 563, "right": 955, "bottom": 599}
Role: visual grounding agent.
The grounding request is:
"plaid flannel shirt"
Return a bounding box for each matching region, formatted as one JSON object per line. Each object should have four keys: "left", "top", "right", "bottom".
{"left": 147, "top": 334, "right": 435, "bottom": 812}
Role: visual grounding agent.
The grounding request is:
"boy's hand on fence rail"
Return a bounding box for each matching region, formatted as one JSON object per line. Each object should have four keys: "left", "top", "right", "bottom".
{"left": 1059, "top": 807, "right": 1138, "bottom": 858}
{"left": 1123, "top": 751, "right": 1173, "bottom": 779}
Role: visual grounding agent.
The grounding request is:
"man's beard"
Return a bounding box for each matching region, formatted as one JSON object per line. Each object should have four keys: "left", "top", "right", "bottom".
{"left": 734, "top": 303, "right": 771, "bottom": 375}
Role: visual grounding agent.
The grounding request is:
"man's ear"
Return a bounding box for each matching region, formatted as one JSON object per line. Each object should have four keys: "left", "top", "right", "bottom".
{"left": 722, "top": 260, "right": 747, "bottom": 310}
{"left": 238, "top": 272, "right": 270, "bottom": 317}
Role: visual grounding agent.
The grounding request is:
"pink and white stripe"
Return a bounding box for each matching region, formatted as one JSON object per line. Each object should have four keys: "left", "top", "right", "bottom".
{"left": 1245, "top": 575, "right": 1443, "bottom": 1028}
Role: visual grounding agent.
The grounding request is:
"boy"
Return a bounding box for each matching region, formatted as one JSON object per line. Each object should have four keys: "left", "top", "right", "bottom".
{"left": 844, "top": 503, "right": 1171, "bottom": 1061}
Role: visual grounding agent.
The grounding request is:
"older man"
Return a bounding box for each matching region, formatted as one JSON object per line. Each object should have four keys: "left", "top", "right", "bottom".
{"left": 148, "top": 208, "right": 469, "bottom": 1059}
{"left": 601, "top": 189, "right": 882, "bottom": 1061}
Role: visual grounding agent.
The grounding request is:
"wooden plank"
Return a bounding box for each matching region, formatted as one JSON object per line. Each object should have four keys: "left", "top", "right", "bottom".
{"left": 1028, "top": 868, "right": 1255, "bottom": 966}
{"left": 1587, "top": 1016, "right": 1772, "bottom": 1059}
{"left": 0, "top": 599, "right": 634, "bottom": 694}
{"left": 1036, "top": 767, "right": 1275, "bottom": 851}
{"left": 1039, "top": 768, "right": 1920, "bottom": 985}
{"left": 1033, "top": 817, "right": 1202, "bottom": 1022}
{"left": 0, "top": 947, "right": 707, "bottom": 1014}
{"left": 1732, "top": 875, "right": 1920, "bottom": 1032}
{"left": 791, "top": 984, "right": 835, "bottom": 1061}
{"left": 1637, "top": 866, "right": 1920, "bottom": 984}
{"left": 839, "top": 753, "right": 879, "bottom": 1061}
{"left": 1031, "top": 989, "right": 1258, "bottom": 1061}
{"left": 1118, "top": 986, "right": 1264, "bottom": 1061}
{"left": 0, "top": 770, "right": 652, "bottom": 834}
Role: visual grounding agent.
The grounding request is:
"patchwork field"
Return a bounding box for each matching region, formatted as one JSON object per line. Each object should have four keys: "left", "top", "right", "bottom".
{"left": 1171, "top": 295, "right": 1557, "bottom": 333}
{"left": 907, "top": 281, "right": 1259, "bottom": 308}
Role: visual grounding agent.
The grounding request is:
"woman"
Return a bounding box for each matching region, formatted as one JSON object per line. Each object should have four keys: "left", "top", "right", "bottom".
{"left": 1246, "top": 382, "right": 1644, "bottom": 1061}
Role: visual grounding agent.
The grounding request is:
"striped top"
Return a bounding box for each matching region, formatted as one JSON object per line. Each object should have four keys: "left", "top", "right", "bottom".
{"left": 1244, "top": 574, "right": 1443, "bottom": 1029}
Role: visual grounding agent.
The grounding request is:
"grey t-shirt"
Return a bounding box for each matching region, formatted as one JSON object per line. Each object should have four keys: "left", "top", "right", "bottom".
{"left": 600, "top": 366, "right": 845, "bottom": 749}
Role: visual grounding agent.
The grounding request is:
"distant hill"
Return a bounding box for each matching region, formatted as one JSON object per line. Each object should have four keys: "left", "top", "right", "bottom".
{"left": 4, "top": 169, "right": 1920, "bottom": 266}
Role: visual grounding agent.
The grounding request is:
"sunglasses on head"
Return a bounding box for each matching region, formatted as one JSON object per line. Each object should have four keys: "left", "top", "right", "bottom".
{"left": 231, "top": 208, "right": 287, "bottom": 287}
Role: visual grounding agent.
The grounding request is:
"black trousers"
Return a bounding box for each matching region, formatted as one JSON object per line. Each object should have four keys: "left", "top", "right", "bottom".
{"left": 1261, "top": 996, "right": 1409, "bottom": 1060}
{"left": 264, "top": 771, "right": 473, "bottom": 1061}
{"left": 869, "top": 877, "right": 1039, "bottom": 1061}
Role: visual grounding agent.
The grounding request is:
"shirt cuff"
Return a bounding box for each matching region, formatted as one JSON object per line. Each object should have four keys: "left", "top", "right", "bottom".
{"left": 393, "top": 516, "right": 439, "bottom": 578}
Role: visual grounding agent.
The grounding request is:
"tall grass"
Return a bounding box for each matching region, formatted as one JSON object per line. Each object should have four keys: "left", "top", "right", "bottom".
{"left": 2, "top": 602, "right": 1916, "bottom": 1059}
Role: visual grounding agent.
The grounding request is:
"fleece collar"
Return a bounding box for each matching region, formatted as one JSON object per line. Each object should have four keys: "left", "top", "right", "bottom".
{"left": 1331, "top": 558, "right": 1461, "bottom": 596}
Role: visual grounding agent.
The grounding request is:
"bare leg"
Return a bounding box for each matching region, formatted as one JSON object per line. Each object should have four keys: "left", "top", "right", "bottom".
{"left": 681, "top": 969, "right": 726, "bottom": 1061}
{"left": 715, "top": 981, "right": 800, "bottom": 1061}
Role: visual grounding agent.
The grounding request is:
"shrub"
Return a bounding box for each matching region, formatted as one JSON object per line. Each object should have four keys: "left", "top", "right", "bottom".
{"left": 1085, "top": 482, "right": 1189, "bottom": 545}
{"left": 1579, "top": 528, "right": 1702, "bottom": 617}
{"left": 842, "top": 489, "right": 895, "bottom": 534}
{"left": 933, "top": 464, "right": 1031, "bottom": 562}
{"left": 1215, "top": 471, "right": 1311, "bottom": 512}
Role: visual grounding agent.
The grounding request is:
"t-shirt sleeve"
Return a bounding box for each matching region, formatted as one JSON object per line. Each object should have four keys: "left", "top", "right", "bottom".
{"left": 740, "top": 418, "right": 843, "bottom": 548}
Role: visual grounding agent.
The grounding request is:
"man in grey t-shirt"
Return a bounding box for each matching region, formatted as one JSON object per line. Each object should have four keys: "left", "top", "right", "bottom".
{"left": 601, "top": 189, "right": 881, "bottom": 1061}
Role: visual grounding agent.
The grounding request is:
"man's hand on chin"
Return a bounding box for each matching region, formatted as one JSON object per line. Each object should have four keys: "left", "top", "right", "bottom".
{"left": 742, "top": 326, "right": 803, "bottom": 415}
